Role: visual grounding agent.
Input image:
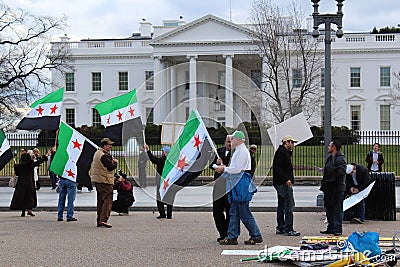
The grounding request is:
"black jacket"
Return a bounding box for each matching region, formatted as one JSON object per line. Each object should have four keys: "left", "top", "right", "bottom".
{"left": 345, "top": 164, "right": 371, "bottom": 193}
{"left": 365, "top": 151, "right": 384, "bottom": 172}
{"left": 321, "top": 151, "right": 347, "bottom": 193}
{"left": 209, "top": 146, "right": 231, "bottom": 180}
{"left": 272, "top": 145, "right": 294, "bottom": 186}
{"left": 147, "top": 150, "right": 166, "bottom": 190}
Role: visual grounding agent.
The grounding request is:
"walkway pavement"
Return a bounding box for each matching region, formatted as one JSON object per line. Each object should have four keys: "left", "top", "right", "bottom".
{"left": 1, "top": 185, "right": 399, "bottom": 211}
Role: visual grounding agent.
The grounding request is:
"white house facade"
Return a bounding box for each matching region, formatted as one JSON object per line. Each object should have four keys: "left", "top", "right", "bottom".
{"left": 50, "top": 14, "right": 400, "bottom": 131}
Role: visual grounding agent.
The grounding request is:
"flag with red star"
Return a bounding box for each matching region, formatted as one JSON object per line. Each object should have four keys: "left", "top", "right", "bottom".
{"left": 94, "top": 89, "right": 144, "bottom": 143}
{"left": 16, "top": 88, "right": 64, "bottom": 130}
{"left": 0, "top": 130, "right": 13, "bottom": 171}
{"left": 50, "top": 122, "right": 97, "bottom": 186}
{"left": 160, "top": 110, "right": 216, "bottom": 202}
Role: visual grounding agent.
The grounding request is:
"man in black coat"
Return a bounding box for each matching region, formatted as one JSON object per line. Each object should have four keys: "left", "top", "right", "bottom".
{"left": 209, "top": 135, "right": 232, "bottom": 242}
{"left": 345, "top": 163, "right": 371, "bottom": 223}
{"left": 272, "top": 135, "right": 300, "bottom": 236}
{"left": 320, "top": 140, "right": 347, "bottom": 236}
{"left": 145, "top": 144, "right": 173, "bottom": 219}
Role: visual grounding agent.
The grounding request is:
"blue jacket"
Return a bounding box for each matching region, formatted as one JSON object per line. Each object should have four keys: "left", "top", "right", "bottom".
{"left": 221, "top": 171, "right": 256, "bottom": 203}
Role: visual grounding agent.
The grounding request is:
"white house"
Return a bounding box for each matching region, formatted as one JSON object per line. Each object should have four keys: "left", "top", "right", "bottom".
{"left": 50, "top": 14, "right": 400, "bottom": 131}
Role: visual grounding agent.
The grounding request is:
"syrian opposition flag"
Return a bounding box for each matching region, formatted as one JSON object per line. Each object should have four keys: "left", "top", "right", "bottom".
{"left": 16, "top": 87, "right": 64, "bottom": 131}
{"left": 50, "top": 121, "right": 97, "bottom": 186}
{"left": 94, "top": 89, "right": 144, "bottom": 142}
{"left": 160, "top": 110, "right": 216, "bottom": 202}
{"left": 0, "top": 130, "right": 13, "bottom": 171}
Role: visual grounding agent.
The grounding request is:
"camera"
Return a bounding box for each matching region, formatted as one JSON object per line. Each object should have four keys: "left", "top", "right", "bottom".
{"left": 114, "top": 170, "right": 122, "bottom": 179}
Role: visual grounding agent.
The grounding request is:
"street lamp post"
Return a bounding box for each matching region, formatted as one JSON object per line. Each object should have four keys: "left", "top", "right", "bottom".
{"left": 311, "top": 0, "right": 344, "bottom": 160}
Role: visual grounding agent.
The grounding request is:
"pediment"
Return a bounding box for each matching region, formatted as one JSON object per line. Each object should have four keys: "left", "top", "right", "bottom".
{"left": 375, "top": 94, "right": 393, "bottom": 101}
{"left": 141, "top": 97, "right": 153, "bottom": 104}
{"left": 345, "top": 95, "right": 366, "bottom": 102}
{"left": 151, "top": 14, "right": 253, "bottom": 45}
{"left": 86, "top": 98, "right": 103, "bottom": 105}
{"left": 63, "top": 98, "right": 79, "bottom": 105}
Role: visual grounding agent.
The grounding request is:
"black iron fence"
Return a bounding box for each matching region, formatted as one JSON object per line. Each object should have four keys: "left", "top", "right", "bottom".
{"left": 2, "top": 131, "right": 399, "bottom": 178}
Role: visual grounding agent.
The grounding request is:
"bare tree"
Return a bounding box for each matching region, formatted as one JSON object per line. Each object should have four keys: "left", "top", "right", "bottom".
{"left": 0, "top": 2, "right": 72, "bottom": 129}
{"left": 249, "top": 0, "right": 323, "bottom": 123}
{"left": 390, "top": 70, "right": 400, "bottom": 105}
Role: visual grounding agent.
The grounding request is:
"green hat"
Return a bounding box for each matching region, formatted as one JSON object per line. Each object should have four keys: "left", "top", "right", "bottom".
{"left": 232, "top": 130, "right": 245, "bottom": 141}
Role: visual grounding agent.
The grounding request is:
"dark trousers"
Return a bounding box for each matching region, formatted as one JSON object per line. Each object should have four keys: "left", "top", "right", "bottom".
{"left": 157, "top": 200, "right": 172, "bottom": 218}
{"left": 212, "top": 194, "right": 230, "bottom": 238}
{"left": 274, "top": 184, "right": 295, "bottom": 233}
{"left": 94, "top": 183, "right": 113, "bottom": 223}
{"left": 325, "top": 191, "right": 344, "bottom": 233}
{"left": 138, "top": 167, "right": 147, "bottom": 188}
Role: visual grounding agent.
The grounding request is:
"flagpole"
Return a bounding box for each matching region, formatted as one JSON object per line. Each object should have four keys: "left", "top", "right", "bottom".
{"left": 193, "top": 109, "right": 220, "bottom": 159}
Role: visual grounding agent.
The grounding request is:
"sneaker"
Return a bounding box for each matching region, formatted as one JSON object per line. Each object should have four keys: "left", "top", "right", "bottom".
{"left": 276, "top": 229, "right": 285, "bottom": 235}
{"left": 156, "top": 215, "right": 166, "bottom": 219}
{"left": 57, "top": 218, "right": 63, "bottom": 221}
{"left": 77, "top": 190, "right": 82, "bottom": 193}
{"left": 67, "top": 217, "right": 77, "bottom": 222}
{"left": 285, "top": 231, "right": 301, "bottom": 236}
{"left": 320, "top": 230, "right": 334, "bottom": 235}
{"left": 217, "top": 237, "right": 226, "bottom": 242}
{"left": 351, "top": 218, "right": 363, "bottom": 224}
{"left": 118, "top": 213, "right": 129, "bottom": 216}
{"left": 97, "top": 222, "right": 112, "bottom": 228}
{"left": 244, "top": 237, "right": 263, "bottom": 245}
{"left": 218, "top": 238, "right": 238, "bottom": 245}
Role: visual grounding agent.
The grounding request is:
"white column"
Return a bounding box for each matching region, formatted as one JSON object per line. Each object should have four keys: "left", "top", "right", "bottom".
{"left": 187, "top": 55, "right": 198, "bottom": 112}
{"left": 161, "top": 60, "right": 168, "bottom": 121}
{"left": 153, "top": 56, "right": 163, "bottom": 124}
{"left": 224, "top": 54, "right": 234, "bottom": 127}
{"left": 170, "top": 65, "right": 177, "bottom": 121}
{"left": 261, "top": 56, "right": 269, "bottom": 125}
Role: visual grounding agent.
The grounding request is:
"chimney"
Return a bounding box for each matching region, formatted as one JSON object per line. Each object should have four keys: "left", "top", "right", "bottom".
{"left": 139, "top": 18, "right": 152, "bottom": 37}
{"left": 60, "top": 34, "right": 70, "bottom": 42}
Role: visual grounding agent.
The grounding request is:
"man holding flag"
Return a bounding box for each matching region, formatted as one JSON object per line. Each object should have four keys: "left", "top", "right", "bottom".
{"left": 215, "top": 131, "right": 263, "bottom": 246}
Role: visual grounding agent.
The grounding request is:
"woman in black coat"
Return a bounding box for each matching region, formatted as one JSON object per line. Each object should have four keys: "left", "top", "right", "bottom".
{"left": 10, "top": 151, "right": 50, "bottom": 216}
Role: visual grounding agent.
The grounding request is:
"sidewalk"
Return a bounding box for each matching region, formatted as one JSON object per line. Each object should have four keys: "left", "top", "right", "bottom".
{"left": 0, "top": 185, "right": 399, "bottom": 211}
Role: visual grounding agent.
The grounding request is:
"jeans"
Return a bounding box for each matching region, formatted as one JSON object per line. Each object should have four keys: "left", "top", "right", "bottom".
{"left": 227, "top": 199, "right": 262, "bottom": 240}
{"left": 57, "top": 178, "right": 77, "bottom": 220}
{"left": 325, "top": 191, "right": 344, "bottom": 233}
{"left": 274, "top": 184, "right": 295, "bottom": 233}
{"left": 49, "top": 171, "right": 57, "bottom": 189}
{"left": 354, "top": 198, "right": 365, "bottom": 221}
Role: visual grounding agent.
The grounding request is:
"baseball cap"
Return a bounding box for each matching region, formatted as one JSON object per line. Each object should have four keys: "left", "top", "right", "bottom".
{"left": 162, "top": 146, "right": 171, "bottom": 153}
{"left": 282, "top": 135, "right": 298, "bottom": 143}
{"left": 250, "top": 144, "right": 257, "bottom": 149}
{"left": 346, "top": 164, "right": 354, "bottom": 174}
{"left": 101, "top": 138, "right": 114, "bottom": 145}
{"left": 231, "top": 130, "right": 245, "bottom": 141}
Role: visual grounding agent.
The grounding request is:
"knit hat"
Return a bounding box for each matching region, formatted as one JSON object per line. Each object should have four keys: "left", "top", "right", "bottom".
{"left": 232, "top": 131, "right": 245, "bottom": 141}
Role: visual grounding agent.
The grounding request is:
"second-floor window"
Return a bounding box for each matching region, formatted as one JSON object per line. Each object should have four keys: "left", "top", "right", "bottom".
{"left": 145, "top": 71, "right": 154, "bottom": 90}
{"left": 350, "top": 67, "right": 361, "bottom": 88}
{"left": 119, "top": 72, "right": 128, "bottom": 91}
{"left": 92, "top": 72, "right": 101, "bottom": 91}
{"left": 380, "top": 67, "right": 391, "bottom": 87}
{"left": 292, "top": 68, "right": 302, "bottom": 88}
{"left": 65, "top": 72, "right": 75, "bottom": 92}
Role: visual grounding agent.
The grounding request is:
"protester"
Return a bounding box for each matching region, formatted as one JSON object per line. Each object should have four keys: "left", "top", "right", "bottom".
{"left": 138, "top": 146, "right": 149, "bottom": 188}
{"left": 216, "top": 130, "right": 263, "bottom": 245}
{"left": 145, "top": 144, "right": 173, "bottom": 219}
{"left": 57, "top": 174, "right": 77, "bottom": 222}
{"left": 345, "top": 163, "right": 371, "bottom": 224}
{"left": 48, "top": 146, "right": 58, "bottom": 190}
{"left": 209, "top": 135, "right": 232, "bottom": 242}
{"left": 10, "top": 149, "right": 51, "bottom": 216}
{"left": 31, "top": 148, "right": 41, "bottom": 190}
{"left": 320, "top": 140, "right": 347, "bottom": 236}
{"left": 112, "top": 170, "right": 135, "bottom": 216}
{"left": 249, "top": 144, "right": 257, "bottom": 178}
{"left": 91, "top": 138, "right": 118, "bottom": 228}
{"left": 272, "top": 135, "right": 300, "bottom": 236}
{"left": 365, "top": 143, "right": 384, "bottom": 172}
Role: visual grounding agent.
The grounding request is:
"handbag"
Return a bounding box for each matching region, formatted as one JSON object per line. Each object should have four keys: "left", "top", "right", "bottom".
{"left": 9, "top": 175, "right": 18, "bottom": 188}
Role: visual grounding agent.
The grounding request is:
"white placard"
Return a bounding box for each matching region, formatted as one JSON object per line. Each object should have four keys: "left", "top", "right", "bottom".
{"left": 267, "top": 112, "right": 313, "bottom": 150}
{"left": 161, "top": 122, "right": 185, "bottom": 145}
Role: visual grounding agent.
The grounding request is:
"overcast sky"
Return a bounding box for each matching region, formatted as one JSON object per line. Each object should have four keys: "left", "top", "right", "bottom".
{"left": 6, "top": 0, "right": 400, "bottom": 41}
